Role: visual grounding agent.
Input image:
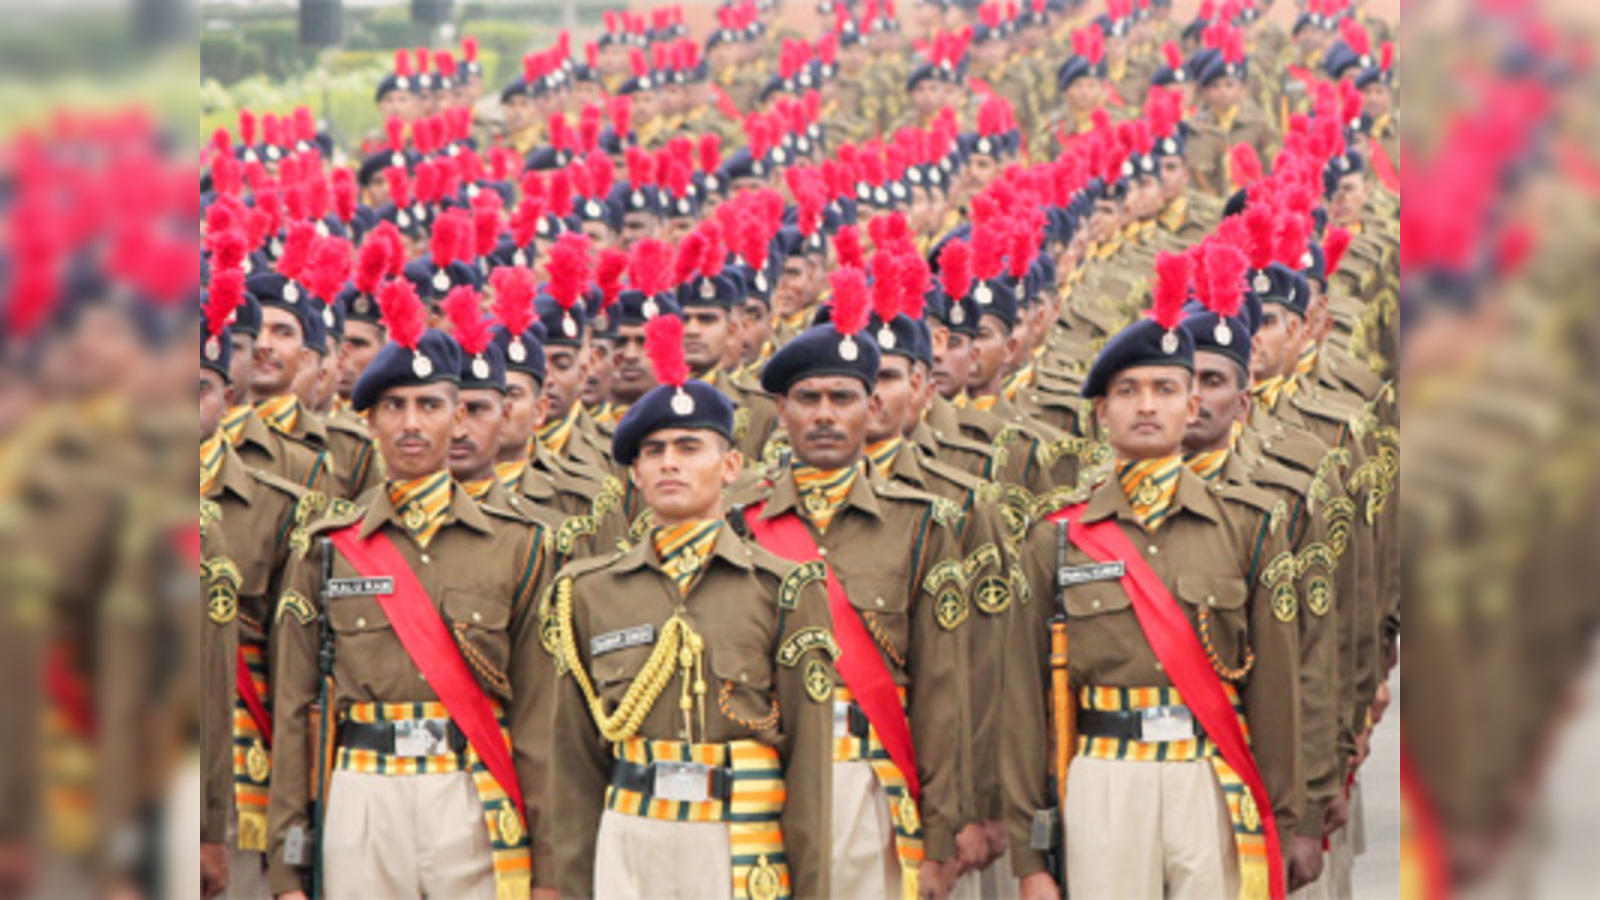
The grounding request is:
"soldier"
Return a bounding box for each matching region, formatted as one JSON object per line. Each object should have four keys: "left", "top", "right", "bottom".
{"left": 266, "top": 281, "right": 553, "bottom": 899}
{"left": 200, "top": 292, "right": 312, "bottom": 899}
{"left": 1182, "top": 45, "right": 1281, "bottom": 197}
{"left": 676, "top": 251, "right": 780, "bottom": 461}
{"left": 1008, "top": 271, "right": 1315, "bottom": 899}
{"left": 730, "top": 281, "right": 1000, "bottom": 900}
{"left": 218, "top": 286, "right": 328, "bottom": 492}
{"left": 543, "top": 315, "right": 834, "bottom": 897}
{"left": 593, "top": 289, "right": 680, "bottom": 430}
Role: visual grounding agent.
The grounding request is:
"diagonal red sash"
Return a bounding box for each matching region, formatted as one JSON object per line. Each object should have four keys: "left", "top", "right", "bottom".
{"left": 236, "top": 648, "right": 272, "bottom": 748}
{"left": 1368, "top": 135, "right": 1400, "bottom": 193}
{"left": 743, "top": 502, "right": 920, "bottom": 802}
{"left": 1047, "top": 503, "right": 1285, "bottom": 900}
{"left": 327, "top": 524, "right": 526, "bottom": 819}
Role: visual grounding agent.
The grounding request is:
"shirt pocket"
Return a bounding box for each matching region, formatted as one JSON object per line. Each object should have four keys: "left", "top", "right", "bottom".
{"left": 844, "top": 570, "right": 910, "bottom": 669}
{"left": 443, "top": 589, "right": 513, "bottom": 696}
{"left": 709, "top": 644, "right": 778, "bottom": 733}
{"left": 1173, "top": 573, "right": 1252, "bottom": 673}
{"left": 591, "top": 642, "right": 657, "bottom": 703}
{"left": 1060, "top": 582, "right": 1131, "bottom": 618}
{"left": 327, "top": 595, "right": 389, "bottom": 635}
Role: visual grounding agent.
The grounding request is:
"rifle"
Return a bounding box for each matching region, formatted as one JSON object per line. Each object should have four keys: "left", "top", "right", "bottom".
{"left": 310, "top": 536, "right": 336, "bottom": 899}
{"left": 1046, "top": 519, "right": 1078, "bottom": 887}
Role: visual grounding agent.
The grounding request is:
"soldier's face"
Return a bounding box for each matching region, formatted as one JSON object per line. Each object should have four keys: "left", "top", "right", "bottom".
{"left": 338, "top": 320, "right": 385, "bottom": 398}
{"left": 1329, "top": 173, "right": 1368, "bottom": 225}
{"left": 741, "top": 300, "right": 773, "bottom": 361}
{"left": 253, "top": 307, "right": 312, "bottom": 398}
{"left": 682, "top": 308, "right": 732, "bottom": 373}
{"left": 1184, "top": 351, "right": 1249, "bottom": 454}
{"left": 1089, "top": 199, "right": 1121, "bottom": 244}
{"left": 504, "top": 95, "right": 535, "bottom": 133}
{"left": 620, "top": 212, "right": 659, "bottom": 250}
{"left": 229, "top": 332, "right": 255, "bottom": 391}
{"left": 931, "top": 331, "right": 976, "bottom": 399}
{"left": 1362, "top": 81, "right": 1393, "bottom": 119}
{"left": 777, "top": 258, "right": 811, "bottom": 316}
{"left": 1067, "top": 77, "right": 1103, "bottom": 111}
{"left": 632, "top": 428, "right": 741, "bottom": 525}
{"left": 379, "top": 91, "right": 420, "bottom": 124}
{"left": 367, "top": 382, "right": 462, "bottom": 480}
{"left": 544, "top": 345, "right": 587, "bottom": 419}
{"left": 1129, "top": 176, "right": 1164, "bottom": 219}
{"left": 607, "top": 325, "right": 657, "bottom": 402}
{"left": 1095, "top": 366, "right": 1198, "bottom": 460}
{"left": 1158, "top": 156, "right": 1189, "bottom": 201}
{"left": 910, "top": 81, "right": 943, "bottom": 116}
{"left": 500, "top": 371, "right": 549, "bottom": 459}
{"left": 199, "top": 367, "right": 232, "bottom": 441}
{"left": 1250, "top": 305, "right": 1304, "bottom": 382}
{"left": 970, "top": 317, "right": 1016, "bottom": 392}
{"left": 778, "top": 375, "right": 877, "bottom": 470}
{"left": 868, "top": 355, "right": 922, "bottom": 443}
{"left": 1203, "top": 77, "right": 1243, "bottom": 111}
{"left": 581, "top": 338, "right": 613, "bottom": 407}
{"left": 450, "top": 387, "right": 510, "bottom": 482}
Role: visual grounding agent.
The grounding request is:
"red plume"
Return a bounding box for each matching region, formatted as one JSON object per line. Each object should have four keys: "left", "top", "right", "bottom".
{"left": 629, "top": 239, "right": 673, "bottom": 297}
{"left": 1229, "top": 142, "right": 1264, "bottom": 188}
{"left": 1339, "top": 18, "right": 1370, "bottom": 58}
{"left": 898, "top": 253, "right": 930, "bottom": 319}
{"left": 431, "top": 209, "right": 468, "bottom": 267}
{"left": 611, "top": 94, "right": 632, "bottom": 139}
{"left": 372, "top": 221, "right": 407, "bottom": 277}
{"left": 462, "top": 36, "right": 478, "bottom": 62}
{"left": 239, "top": 109, "right": 257, "bottom": 147}
{"left": 870, "top": 251, "right": 900, "bottom": 322}
{"left": 489, "top": 266, "right": 538, "bottom": 335}
{"left": 1149, "top": 251, "right": 1192, "bottom": 330}
{"left": 207, "top": 227, "right": 248, "bottom": 271}
{"left": 673, "top": 231, "right": 707, "bottom": 285}
{"left": 834, "top": 225, "right": 864, "bottom": 270}
{"left": 938, "top": 240, "right": 973, "bottom": 300}
{"left": 276, "top": 220, "right": 317, "bottom": 281}
{"left": 204, "top": 269, "right": 245, "bottom": 337}
{"left": 444, "top": 286, "right": 493, "bottom": 356}
{"left": 585, "top": 151, "right": 614, "bottom": 200}
{"left": 376, "top": 277, "right": 427, "bottom": 350}
{"left": 1163, "top": 40, "right": 1183, "bottom": 70}
{"left": 698, "top": 133, "right": 721, "bottom": 174}
{"left": 384, "top": 166, "right": 411, "bottom": 208}
{"left": 971, "top": 221, "right": 1006, "bottom": 281}
{"left": 547, "top": 168, "right": 574, "bottom": 217}
{"left": 1379, "top": 41, "right": 1394, "bottom": 72}
{"left": 546, "top": 232, "right": 593, "bottom": 310}
{"left": 643, "top": 311, "right": 689, "bottom": 388}
{"left": 1202, "top": 243, "right": 1248, "bottom": 318}
{"left": 355, "top": 237, "right": 390, "bottom": 295}
{"left": 1007, "top": 226, "right": 1036, "bottom": 281}
{"left": 304, "top": 236, "right": 352, "bottom": 304}
{"left": 1322, "top": 227, "right": 1353, "bottom": 277}
{"left": 828, "top": 267, "right": 871, "bottom": 336}
{"left": 1242, "top": 205, "right": 1278, "bottom": 270}
{"left": 1274, "top": 214, "right": 1311, "bottom": 269}
{"left": 595, "top": 248, "right": 630, "bottom": 307}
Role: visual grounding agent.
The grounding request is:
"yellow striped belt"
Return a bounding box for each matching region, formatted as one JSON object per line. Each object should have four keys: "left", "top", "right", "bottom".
{"left": 1076, "top": 683, "right": 1248, "bottom": 762}
{"left": 606, "top": 737, "right": 791, "bottom": 900}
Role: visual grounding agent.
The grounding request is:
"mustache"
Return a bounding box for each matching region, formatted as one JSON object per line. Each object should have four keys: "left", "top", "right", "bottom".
{"left": 804, "top": 427, "right": 846, "bottom": 442}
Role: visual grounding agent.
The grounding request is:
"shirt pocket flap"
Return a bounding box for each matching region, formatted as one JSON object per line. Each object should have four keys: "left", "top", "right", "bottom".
{"left": 1174, "top": 573, "right": 1248, "bottom": 611}
{"left": 327, "top": 596, "right": 387, "bottom": 633}
{"left": 1061, "top": 582, "right": 1131, "bottom": 617}
{"left": 443, "top": 589, "right": 511, "bottom": 631}
{"left": 710, "top": 645, "right": 773, "bottom": 692}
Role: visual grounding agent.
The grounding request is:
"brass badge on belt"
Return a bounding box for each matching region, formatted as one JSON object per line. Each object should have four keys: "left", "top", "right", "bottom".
{"left": 497, "top": 801, "right": 525, "bottom": 845}
{"left": 897, "top": 792, "right": 921, "bottom": 834}
{"left": 246, "top": 739, "right": 271, "bottom": 783}
{"left": 1239, "top": 790, "right": 1262, "bottom": 831}
{"left": 747, "top": 854, "right": 782, "bottom": 900}
{"left": 804, "top": 659, "right": 832, "bottom": 703}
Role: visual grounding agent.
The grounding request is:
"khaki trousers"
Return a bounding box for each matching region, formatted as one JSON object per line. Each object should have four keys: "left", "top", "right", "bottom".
{"left": 831, "top": 760, "right": 904, "bottom": 899}
{"left": 592, "top": 808, "right": 733, "bottom": 898}
{"left": 321, "top": 769, "right": 494, "bottom": 900}
{"left": 1064, "top": 756, "right": 1239, "bottom": 900}
{"left": 222, "top": 804, "right": 269, "bottom": 899}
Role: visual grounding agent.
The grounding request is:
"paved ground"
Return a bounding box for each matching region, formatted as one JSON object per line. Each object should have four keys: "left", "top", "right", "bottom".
{"left": 1352, "top": 667, "right": 1399, "bottom": 898}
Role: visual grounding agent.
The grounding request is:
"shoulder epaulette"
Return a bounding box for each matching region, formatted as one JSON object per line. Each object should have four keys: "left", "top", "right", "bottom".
{"left": 1214, "top": 481, "right": 1290, "bottom": 535}
{"left": 291, "top": 492, "right": 361, "bottom": 558}
{"left": 1030, "top": 484, "right": 1092, "bottom": 520}
{"left": 247, "top": 466, "right": 309, "bottom": 502}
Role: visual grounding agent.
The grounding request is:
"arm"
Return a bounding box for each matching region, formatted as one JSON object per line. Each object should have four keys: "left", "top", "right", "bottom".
{"left": 264, "top": 549, "right": 322, "bottom": 895}
{"left": 509, "top": 527, "right": 558, "bottom": 888}
{"left": 907, "top": 516, "right": 972, "bottom": 864}
{"left": 1242, "top": 520, "right": 1304, "bottom": 846}
{"left": 771, "top": 578, "right": 835, "bottom": 898}
{"left": 547, "top": 575, "right": 611, "bottom": 899}
{"left": 1002, "top": 519, "right": 1059, "bottom": 880}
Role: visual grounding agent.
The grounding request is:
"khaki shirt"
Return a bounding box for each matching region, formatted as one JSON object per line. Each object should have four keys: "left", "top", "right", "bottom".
{"left": 544, "top": 523, "right": 836, "bottom": 896}
{"left": 728, "top": 465, "right": 992, "bottom": 860}
{"left": 265, "top": 484, "right": 551, "bottom": 894}
{"left": 200, "top": 501, "right": 239, "bottom": 845}
{"left": 231, "top": 408, "right": 329, "bottom": 493}
{"left": 1007, "top": 469, "right": 1307, "bottom": 876}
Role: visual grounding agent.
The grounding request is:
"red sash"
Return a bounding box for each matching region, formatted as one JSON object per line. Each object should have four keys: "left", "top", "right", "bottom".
{"left": 742, "top": 502, "right": 920, "bottom": 802}
{"left": 327, "top": 525, "right": 527, "bottom": 819}
{"left": 236, "top": 648, "right": 272, "bottom": 748}
{"left": 1368, "top": 135, "right": 1400, "bottom": 193}
{"left": 1047, "top": 504, "right": 1285, "bottom": 899}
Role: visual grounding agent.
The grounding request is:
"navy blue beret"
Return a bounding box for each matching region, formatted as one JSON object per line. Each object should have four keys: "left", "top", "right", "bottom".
{"left": 611, "top": 380, "right": 736, "bottom": 466}
{"left": 1081, "top": 317, "right": 1195, "bottom": 398}
{"left": 760, "top": 323, "right": 881, "bottom": 395}
{"left": 350, "top": 328, "right": 464, "bottom": 412}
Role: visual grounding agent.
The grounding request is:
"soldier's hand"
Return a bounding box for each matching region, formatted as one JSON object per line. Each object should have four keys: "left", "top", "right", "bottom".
{"left": 1286, "top": 835, "right": 1324, "bottom": 891}
{"left": 917, "top": 858, "right": 954, "bottom": 900}
{"left": 1370, "top": 680, "right": 1391, "bottom": 725}
{"left": 953, "top": 824, "right": 989, "bottom": 874}
{"left": 0, "top": 841, "right": 35, "bottom": 899}
{"left": 530, "top": 888, "right": 559, "bottom": 900}
{"left": 276, "top": 891, "right": 309, "bottom": 900}
{"left": 1017, "top": 871, "right": 1061, "bottom": 900}
{"left": 200, "top": 842, "right": 229, "bottom": 899}
{"left": 1324, "top": 791, "right": 1351, "bottom": 836}
{"left": 982, "top": 819, "right": 1009, "bottom": 865}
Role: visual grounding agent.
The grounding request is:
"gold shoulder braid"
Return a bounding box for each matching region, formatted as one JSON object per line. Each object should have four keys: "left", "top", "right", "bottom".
{"left": 555, "top": 576, "right": 711, "bottom": 742}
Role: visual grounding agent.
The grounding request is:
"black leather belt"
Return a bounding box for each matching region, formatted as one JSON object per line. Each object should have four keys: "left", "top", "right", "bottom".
{"left": 338, "top": 719, "right": 468, "bottom": 754}
{"left": 610, "top": 758, "right": 734, "bottom": 802}
{"left": 1077, "top": 707, "right": 1207, "bottom": 743}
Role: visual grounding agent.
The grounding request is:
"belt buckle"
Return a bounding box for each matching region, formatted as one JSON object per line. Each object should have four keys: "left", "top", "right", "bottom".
{"left": 653, "top": 761, "right": 714, "bottom": 802}
{"left": 393, "top": 719, "right": 453, "bottom": 757}
{"left": 1137, "top": 706, "right": 1196, "bottom": 743}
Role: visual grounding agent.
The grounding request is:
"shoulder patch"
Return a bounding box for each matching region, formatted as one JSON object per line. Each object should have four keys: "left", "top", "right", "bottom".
{"left": 776, "top": 626, "right": 839, "bottom": 666}
{"left": 554, "top": 515, "right": 598, "bottom": 554}
{"left": 275, "top": 589, "right": 315, "bottom": 625}
{"left": 931, "top": 496, "right": 965, "bottom": 530}
{"left": 1030, "top": 484, "right": 1092, "bottom": 521}
{"left": 1259, "top": 550, "right": 1297, "bottom": 588}
{"left": 1297, "top": 542, "right": 1336, "bottom": 576}
{"left": 777, "top": 560, "right": 826, "bottom": 610}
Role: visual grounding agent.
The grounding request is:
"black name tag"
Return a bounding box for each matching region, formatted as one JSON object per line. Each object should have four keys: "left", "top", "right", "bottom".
{"left": 1057, "top": 561, "right": 1125, "bottom": 587}
{"left": 591, "top": 624, "right": 655, "bottom": 657}
{"left": 327, "top": 577, "right": 395, "bottom": 598}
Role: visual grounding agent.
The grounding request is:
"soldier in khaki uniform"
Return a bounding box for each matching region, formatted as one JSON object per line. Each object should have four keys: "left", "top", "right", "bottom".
{"left": 218, "top": 293, "right": 329, "bottom": 493}
{"left": 266, "top": 286, "right": 553, "bottom": 900}
{"left": 200, "top": 301, "right": 314, "bottom": 899}
{"left": 1007, "top": 296, "right": 1318, "bottom": 899}
{"left": 676, "top": 265, "right": 780, "bottom": 463}
{"left": 543, "top": 319, "right": 835, "bottom": 898}
{"left": 1182, "top": 50, "right": 1280, "bottom": 198}
{"left": 730, "top": 305, "right": 1002, "bottom": 899}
